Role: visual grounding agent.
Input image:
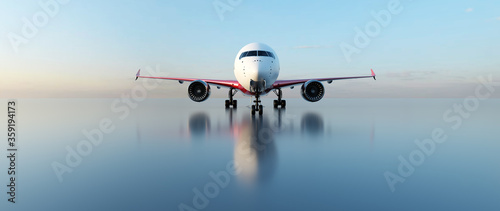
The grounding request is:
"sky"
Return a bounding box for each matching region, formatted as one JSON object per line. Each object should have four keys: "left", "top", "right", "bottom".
{"left": 0, "top": 0, "right": 499, "bottom": 98}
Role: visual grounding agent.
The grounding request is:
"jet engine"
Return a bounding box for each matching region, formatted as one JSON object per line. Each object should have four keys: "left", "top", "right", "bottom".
{"left": 188, "top": 80, "right": 211, "bottom": 102}
{"left": 301, "top": 80, "right": 325, "bottom": 102}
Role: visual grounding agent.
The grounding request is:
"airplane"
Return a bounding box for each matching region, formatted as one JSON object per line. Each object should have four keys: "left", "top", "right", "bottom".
{"left": 135, "top": 43, "right": 376, "bottom": 115}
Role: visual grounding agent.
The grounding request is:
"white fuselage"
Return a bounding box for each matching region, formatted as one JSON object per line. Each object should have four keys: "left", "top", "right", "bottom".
{"left": 234, "top": 43, "right": 280, "bottom": 95}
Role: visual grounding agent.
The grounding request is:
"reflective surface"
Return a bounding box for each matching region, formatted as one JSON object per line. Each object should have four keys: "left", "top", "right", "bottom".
{"left": 1, "top": 98, "right": 499, "bottom": 210}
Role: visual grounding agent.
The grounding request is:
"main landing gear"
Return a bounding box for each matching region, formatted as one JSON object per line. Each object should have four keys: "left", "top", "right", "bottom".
{"left": 251, "top": 94, "right": 263, "bottom": 116}
{"left": 273, "top": 88, "right": 286, "bottom": 108}
{"left": 225, "top": 88, "right": 238, "bottom": 108}
{"left": 227, "top": 88, "right": 285, "bottom": 116}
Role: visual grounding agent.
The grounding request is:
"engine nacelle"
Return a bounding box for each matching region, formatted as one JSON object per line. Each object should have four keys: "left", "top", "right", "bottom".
{"left": 301, "top": 80, "right": 325, "bottom": 102}
{"left": 188, "top": 80, "right": 211, "bottom": 102}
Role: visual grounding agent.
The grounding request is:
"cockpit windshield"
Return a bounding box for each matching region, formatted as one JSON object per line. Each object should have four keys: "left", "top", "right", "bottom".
{"left": 258, "top": 51, "right": 268, "bottom": 56}
{"left": 239, "top": 50, "right": 275, "bottom": 59}
{"left": 246, "top": 51, "right": 257, "bottom": 57}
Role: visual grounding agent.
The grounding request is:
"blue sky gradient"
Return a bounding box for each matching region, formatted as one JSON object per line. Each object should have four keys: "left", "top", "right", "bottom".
{"left": 1, "top": 0, "right": 499, "bottom": 98}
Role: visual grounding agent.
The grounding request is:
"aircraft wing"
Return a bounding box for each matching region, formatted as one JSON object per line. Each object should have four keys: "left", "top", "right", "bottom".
{"left": 270, "top": 69, "right": 376, "bottom": 89}
{"left": 135, "top": 69, "right": 240, "bottom": 89}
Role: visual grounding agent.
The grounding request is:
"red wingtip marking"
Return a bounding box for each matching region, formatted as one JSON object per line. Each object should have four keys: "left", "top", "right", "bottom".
{"left": 371, "top": 69, "right": 375, "bottom": 76}
{"left": 135, "top": 69, "right": 141, "bottom": 80}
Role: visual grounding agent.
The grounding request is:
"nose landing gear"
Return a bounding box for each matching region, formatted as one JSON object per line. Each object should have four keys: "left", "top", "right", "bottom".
{"left": 251, "top": 94, "right": 263, "bottom": 115}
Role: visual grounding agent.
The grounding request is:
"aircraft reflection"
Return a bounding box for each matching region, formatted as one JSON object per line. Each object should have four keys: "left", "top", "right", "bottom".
{"left": 301, "top": 112, "right": 324, "bottom": 137}
{"left": 233, "top": 115, "right": 277, "bottom": 186}
{"left": 188, "top": 109, "right": 280, "bottom": 185}
{"left": 188, "top": 113, "right": 211, "bottom": 139}
{"left": 187, "top": 109, "right": 327, "bottom": 186}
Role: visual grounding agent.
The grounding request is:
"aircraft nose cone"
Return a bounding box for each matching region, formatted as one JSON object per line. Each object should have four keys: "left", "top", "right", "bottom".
{"left": 248, "top": 61, "right": 270, "bottom": 80}
{"left": 246, "top": 60, "right": 271, "bottom": 93}
{"left": 258, "top": 64, "right": 269, "bottom": 77}
{"left": 246, "top": 61, "right": 263, "bottom": 80}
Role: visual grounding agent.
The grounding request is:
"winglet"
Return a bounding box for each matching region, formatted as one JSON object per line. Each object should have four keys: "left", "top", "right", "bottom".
{"left": 371, "top": 69, "right": 376, "bottom": 80}
{"left": 135, "top": 69, "right": 141, "bottom": 80}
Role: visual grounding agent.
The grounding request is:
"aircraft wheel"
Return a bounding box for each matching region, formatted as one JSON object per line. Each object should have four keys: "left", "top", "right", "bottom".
{"left": 259, "top": 105, "right": 263, "bottom": 115}
{"left": 281, "top": 100, "right": 286, "bottom": 108}
{"left": 233, "top": 100, "right": 237, "bottom": 108}
{"left": 273, "top": 100, "right": 278, "bottom": 108}
{"left": 225, "top": 100, "right": 230, "bottom": 108}
{"left": 251, "top": 105, "right": 256, "bottom": 115}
